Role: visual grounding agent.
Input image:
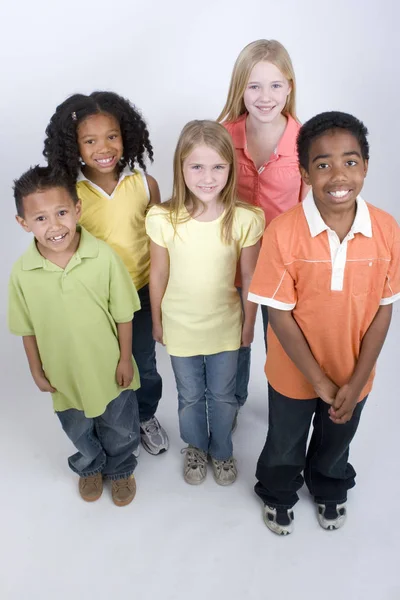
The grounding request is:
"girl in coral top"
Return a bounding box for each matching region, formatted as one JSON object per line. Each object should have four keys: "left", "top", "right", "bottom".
{"left": 218, "top": 39, "right": 308, "bottom": 412}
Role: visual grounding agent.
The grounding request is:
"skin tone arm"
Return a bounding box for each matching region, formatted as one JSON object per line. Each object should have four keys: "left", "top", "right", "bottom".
{"left": 146, "top": 175, "right": 161, "bottom": 205}
{"left": 116, "top": 321, "right": 134, "bottom": 388}
{"left": 23, "top": 336, "right": 56, "bottom": 393}
{"left": 240, "top": 241, "right": 261, "bottom": 346}
{"left": 267, "top": 308, "right": 339, "bottom": 404}
{"left": 330, "top": 304, "right": 392, "bottom": 424}
{"left": 149, "top": 240, "right": 170, "bottom": 344}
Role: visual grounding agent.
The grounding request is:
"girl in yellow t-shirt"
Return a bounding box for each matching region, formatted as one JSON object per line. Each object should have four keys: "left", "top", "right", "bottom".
{"left": 146, "top": 120, "right": 264, "bottom": 486}
{"left": 43, "top": 91, "right": 168, "bottom": 456}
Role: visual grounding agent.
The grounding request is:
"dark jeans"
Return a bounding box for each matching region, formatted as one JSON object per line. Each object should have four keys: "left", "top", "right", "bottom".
{"left": 57, "top": 390, "right": 140, "bottom": 480}
{"left": 235, "top": 300, "right": 268, "bottom": 407}
{"left": 132, "top": 284, "right": 163, "bottom": 422}
{"left": 255, "top": 384, "right": 367, "bottom": 508}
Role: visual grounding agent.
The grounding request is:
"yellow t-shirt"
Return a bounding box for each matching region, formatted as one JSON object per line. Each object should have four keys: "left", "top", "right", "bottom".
{"left": 77, "top": 167, "right": 150, "bottom": 290}
{"left": 145, "top": 205, "right": 265, "bottom": 357}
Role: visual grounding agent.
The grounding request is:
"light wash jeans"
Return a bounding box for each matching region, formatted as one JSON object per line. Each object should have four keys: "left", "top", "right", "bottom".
{"left": 170, "top": 350, "right": 239, "bottom": 460}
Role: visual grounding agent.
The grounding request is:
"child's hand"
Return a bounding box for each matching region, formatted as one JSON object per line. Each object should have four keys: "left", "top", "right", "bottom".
{"left": 241, "top": 323, "right": 255, "bottom": 347}
{"left": 329, "top": 384, "right": 359, "bottom": 424}
{"left": 116, "top": 359, "right": 134, "bottom": 388}
{"left": 152, "top": 323, "right": 164, "bottom": 345}
{"left": 32, "top": 369, "right": 56, "bottom": 393}
{"left": 313, "top": 376, "right": 338, "bottom": 406}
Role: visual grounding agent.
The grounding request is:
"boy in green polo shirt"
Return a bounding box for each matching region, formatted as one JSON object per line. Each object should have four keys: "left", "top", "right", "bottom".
{"left": 8, "top": 166, "right": 141, "bottom": 506}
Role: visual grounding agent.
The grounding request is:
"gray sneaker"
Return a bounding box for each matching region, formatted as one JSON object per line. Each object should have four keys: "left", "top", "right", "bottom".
{"left": 211, "top": 456, "right": 237, "bottom": 486}
{"left": 140, "top": 416, "right": 169, "bottom": 455}
{"left": 181, "top": 446, "right": 208, "bottom": 485}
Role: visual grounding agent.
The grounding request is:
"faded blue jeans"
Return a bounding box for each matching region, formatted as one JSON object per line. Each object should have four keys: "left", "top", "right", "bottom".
{"left": 170, "top": 351, "right": 239, "bottom": 460}
{"left": 57, "top": 389, "right": 140, "bottom": 480}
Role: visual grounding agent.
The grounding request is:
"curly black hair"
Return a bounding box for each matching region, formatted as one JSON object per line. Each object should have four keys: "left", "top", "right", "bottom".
{"left": 14, "top": 165, "right": 79, "bottom": 218}
{"left": 297, "top": 111, "right": 369, "bottom": 171}
{"left": 43, "top": 91, "right": 154, "bottom": 182}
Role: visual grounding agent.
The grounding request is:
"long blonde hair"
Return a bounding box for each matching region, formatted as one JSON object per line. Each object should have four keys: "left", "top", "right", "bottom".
{"left": 218, "top": 39, "right": 297, "bottom": 123}
{"left": 160, "top": 120, "right": 255, "bottom": 244}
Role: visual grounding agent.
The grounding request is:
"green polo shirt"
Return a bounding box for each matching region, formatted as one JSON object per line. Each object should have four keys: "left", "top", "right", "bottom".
{"left": 8, "top": 227, "right": 141, "bottom": 417}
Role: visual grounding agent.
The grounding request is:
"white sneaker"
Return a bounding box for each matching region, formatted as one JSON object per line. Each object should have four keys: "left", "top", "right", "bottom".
{"left": 140, "top": 416, "right": 169, "bottom": 455}
{"left": 317, "top": 503, "right": 347, "bottom": 530}
{"left": 211, "top": 457, "right": 237, "bottom": 486}
{"left": 263, "top": 505, "right": 294, "bottom": 535}
{"left": 181, "top": 446, "right": 208, "bottom": 485}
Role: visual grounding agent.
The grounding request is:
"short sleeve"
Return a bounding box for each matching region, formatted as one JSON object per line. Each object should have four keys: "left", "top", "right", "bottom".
{"left": 238, "top": 208, "right": 265, "bottom": 248}
{"left": 380, "top": 220, "right": 400, "bottom": 305}
{"left": 8, "top": 266, "right": 35, "bottom": 336}
{"left": 145, "top": 207, "right": 167, "bottom": 248}
{"left": 248, "top": 224, "right": 297, "bottom": 310}
{"left": 108, "top": 250, "right": 141, "bottom": 323}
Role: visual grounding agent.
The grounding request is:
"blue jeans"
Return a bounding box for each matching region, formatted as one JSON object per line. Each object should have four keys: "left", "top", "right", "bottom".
{"left": 235, "top": 299, "right": 268, "bottom": 407}
{"left": 132, "top": 284, "right": 163, "bottom": 423}
{"left": 57, "top": 390, "right": 140, "bottom": 480}
{"left": 255, "top": 384, "right": 367, "bottom": 508}
{"left": 170, "top": 351, "right": 239, "bottom": 460}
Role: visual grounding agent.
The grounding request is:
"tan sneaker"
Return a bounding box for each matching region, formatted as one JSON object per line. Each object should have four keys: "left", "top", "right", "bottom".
{"left": 181, "top": 446, "right": 208, "bottom": 485}
{"left": 112, "top": 475, "right": 136, "bottom": 507}
{"left": 79, "top": 473, "right": 103, "bottom": 502}
{"left": 211, "top": 457, "right": 237, "bottom": 486}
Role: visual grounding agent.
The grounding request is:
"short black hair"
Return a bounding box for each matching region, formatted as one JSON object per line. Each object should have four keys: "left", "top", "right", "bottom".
{"left": 297, "top": 111, "right": 369, "bottom": 171}
{"left": 13, "top": 165, "right": 79, "bottom": 218}
{"left": 43, "top": 91, "right": 154, "bottom": 183}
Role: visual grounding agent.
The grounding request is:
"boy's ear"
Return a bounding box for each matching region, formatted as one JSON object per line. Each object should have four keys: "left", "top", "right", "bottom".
{"left": 363, "top": 159, "right": 369, "bottom": 177}
{"left": 15, "top": 215, "right": 31, "bottom": 232}
{"left": 299, "top": 166, "right": 311, "bottom": 186}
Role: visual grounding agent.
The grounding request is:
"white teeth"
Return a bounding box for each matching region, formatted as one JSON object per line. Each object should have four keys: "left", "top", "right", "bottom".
{"left": 96, "top": 157, "right": 114, "bottom": 164}
{"left": 50, "top": 234, "right": 66, "bottom": 241}
{"left": 330, "top": 190, "right": 349, "bottom": 198}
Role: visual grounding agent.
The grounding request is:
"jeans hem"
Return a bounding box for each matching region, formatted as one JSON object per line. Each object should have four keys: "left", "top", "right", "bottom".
{"left": 105, "top": 469, "right": 136, "bottom": 481}
{"left": 314, "top": 496, "right": 347, "bottom": 505}
{"left": 69, "top": 464, "right": 105, "bottom": 478}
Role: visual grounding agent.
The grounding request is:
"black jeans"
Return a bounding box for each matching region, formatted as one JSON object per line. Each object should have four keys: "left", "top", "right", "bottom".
{"left": 255, "top": 384, "right": 367, "bottom": 508}
{"left": 132, "top": 284, "right": 163, "bottom": 423}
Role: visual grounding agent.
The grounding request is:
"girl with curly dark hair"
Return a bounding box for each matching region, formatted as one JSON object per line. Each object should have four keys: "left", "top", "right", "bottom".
{"left": 43, "top": 91, "right": 168, "bottom": 456}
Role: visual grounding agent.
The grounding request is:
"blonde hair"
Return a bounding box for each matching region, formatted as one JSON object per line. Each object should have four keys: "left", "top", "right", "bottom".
{"left": 160, "top": 120, "right": 255, "bottom": 244}
{"left": 218, "top": 39, "right": 297, "bottom": 123}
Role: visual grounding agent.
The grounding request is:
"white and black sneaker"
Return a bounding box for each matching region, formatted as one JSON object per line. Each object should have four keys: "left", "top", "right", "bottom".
{"left": 263, "top": 505, "right": 294, "bottom": 535}
{"left": 317, "top": 503, "right": 347, "bottom": 530}
{"left": 140, "top": 416, "right": 169, "bottom": 455}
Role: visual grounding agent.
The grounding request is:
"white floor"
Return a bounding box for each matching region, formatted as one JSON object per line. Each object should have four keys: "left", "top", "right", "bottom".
{"left": 1, "top": 308, "right": 399, "bottom": 600}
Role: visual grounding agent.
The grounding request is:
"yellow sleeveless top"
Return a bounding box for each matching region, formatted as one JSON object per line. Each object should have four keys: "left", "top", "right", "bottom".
{"left": 77, "top": 167, "right": 150, "bottom": 290}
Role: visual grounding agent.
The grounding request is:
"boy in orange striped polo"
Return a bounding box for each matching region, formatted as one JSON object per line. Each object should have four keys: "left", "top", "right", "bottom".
{"left": 249, "top": 111, "right": 400, "bottom": 535}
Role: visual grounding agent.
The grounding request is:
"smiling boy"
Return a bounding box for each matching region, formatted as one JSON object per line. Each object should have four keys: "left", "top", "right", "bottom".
{"left": 8, "top": 166, "right": 141, "bottom": 506}
{"left": 248, "top": 112, "right": 400, "bottom": 535}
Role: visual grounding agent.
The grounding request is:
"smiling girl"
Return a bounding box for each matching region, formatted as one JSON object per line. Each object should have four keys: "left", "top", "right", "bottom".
{"left": 43, "top": 91, "right": 168, "bottom": 456}
{"left": 146, "top": 120, "right": 264, "bottom": 486}
{"left": 218, "top": 39, "right": 308, "bottom": 412}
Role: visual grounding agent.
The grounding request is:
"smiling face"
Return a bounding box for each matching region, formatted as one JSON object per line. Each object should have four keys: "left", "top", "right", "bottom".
{"left": 77, "top": 112, "right": 123, "bottom": 177}
{"left": 300, "top": 129, "right": 368, "bottom": 213}
{"left": 243, "top": 60, "right": 291, "bottom": 125}
{"left": 182, "top": 144, "right": 230, "bottom": 205}
{"left": 16, "top": 187, "right": 81, "bottom": 257}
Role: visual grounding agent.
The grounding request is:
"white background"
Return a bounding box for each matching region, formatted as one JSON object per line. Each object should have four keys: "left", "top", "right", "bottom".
{"left": 1, "top": 1, "right": 400, "bottom": 599}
